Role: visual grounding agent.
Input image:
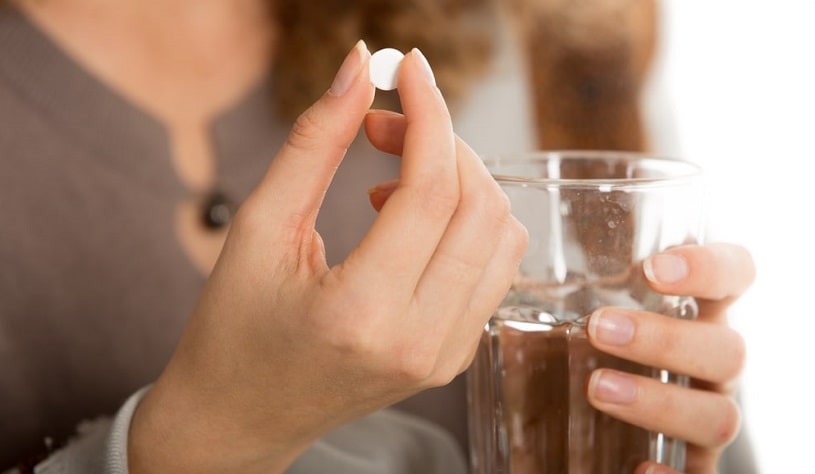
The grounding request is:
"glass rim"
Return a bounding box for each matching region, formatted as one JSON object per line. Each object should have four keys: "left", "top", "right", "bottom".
{"left": 482, "top": 150, "right": 702, "bottom": 189}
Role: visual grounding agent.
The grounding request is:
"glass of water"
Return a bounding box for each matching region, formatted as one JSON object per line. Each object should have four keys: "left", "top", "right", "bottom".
{"left": 467, "top": 151, "right": 705, "bottom": 474}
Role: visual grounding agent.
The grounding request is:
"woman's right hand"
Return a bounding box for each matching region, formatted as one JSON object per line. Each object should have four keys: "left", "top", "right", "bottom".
{"left": 128, "top": 41, "right": 527, "bottom": 473}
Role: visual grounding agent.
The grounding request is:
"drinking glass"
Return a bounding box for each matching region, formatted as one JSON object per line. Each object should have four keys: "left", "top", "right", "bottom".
{"left": 467, "top": 151, "right": 705, "bottom": 473}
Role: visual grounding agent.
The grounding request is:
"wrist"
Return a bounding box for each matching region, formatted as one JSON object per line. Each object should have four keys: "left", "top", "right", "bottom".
{"left": 127, "top": 369, "right": 308, "bottom": 474}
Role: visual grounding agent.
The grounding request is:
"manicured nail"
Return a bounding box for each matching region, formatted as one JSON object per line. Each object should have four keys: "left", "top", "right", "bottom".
{"left": 367, "top": 179, "right": 399, "bottom": 196}
{"left": 644, "top": 253, "right": 688, "bottom": 284}
{"left": 411, "top": 48, "right": 436, "bottom": 86}
{"left": 589, "top": 310, "right": 635, "bottom": 346}
{"left": 590, "top": 370, "right": 638, "bottom": 404}
{"left": 329, "top": 40, "right": 369, "bottom": 97}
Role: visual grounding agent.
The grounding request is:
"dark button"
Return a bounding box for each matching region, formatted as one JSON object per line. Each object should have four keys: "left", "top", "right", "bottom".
{"left": 201, "top": 190, "right": 234, "bottom": 230}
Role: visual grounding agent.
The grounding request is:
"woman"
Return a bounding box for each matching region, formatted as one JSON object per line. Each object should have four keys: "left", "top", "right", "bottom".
{"left": 0, "top": 0, "right": 753, "bottom": 472}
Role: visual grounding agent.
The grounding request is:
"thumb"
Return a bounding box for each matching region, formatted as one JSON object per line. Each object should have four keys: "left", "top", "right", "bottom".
{"left": 252, "top": 40, "right": 374, "bottom": 226}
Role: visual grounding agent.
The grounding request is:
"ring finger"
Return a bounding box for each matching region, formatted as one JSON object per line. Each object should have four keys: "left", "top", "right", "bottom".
{"left": 587, "top": 369, "right": 741, "bottom": 449}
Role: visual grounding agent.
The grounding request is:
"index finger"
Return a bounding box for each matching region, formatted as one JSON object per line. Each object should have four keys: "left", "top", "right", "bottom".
{"left": 249, "top": 41, "right": 374, "bottom": 228}
{"left": 643, "top": 243, "right": 756, "bottom": 303}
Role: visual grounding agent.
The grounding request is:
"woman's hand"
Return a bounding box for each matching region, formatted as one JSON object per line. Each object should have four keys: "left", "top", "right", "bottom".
{"left": 586, "top": 243, "right": 755, "bottom": 473}
{"left": 128, "top": 42, "right": 527, "bottom": 473}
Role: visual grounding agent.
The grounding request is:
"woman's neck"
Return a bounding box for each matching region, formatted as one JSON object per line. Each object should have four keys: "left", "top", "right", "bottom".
{"left": 13, "top": 0, "right": 277, "bottom": 129}
{"left": 13, "top": 0, "right": 280, "bottom": 276}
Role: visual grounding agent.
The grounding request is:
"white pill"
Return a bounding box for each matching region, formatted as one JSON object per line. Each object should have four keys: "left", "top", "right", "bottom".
{"left": 370, "top": 48, "right": 405, "bottom": 91}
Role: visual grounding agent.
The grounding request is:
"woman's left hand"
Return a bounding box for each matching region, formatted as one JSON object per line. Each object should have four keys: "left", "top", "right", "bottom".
{"left": 585, "top": 242, "right": 755, "bottom": 474}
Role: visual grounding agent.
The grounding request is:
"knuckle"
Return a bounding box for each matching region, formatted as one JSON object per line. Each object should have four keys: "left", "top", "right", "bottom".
{"left": 729, "top": 243, "right": 757, "bottom": 284}
{"left": 392, "top": 347, "right": 437, "bottom": 384}
{"left": 414, "top": 182, "right": 459, "bottom": 220}
{"left": 744, "top": 253, "right": 758, "bottom": 286}
{"left": 508, "top": 217, "right": 529, "bottom": 257}
{"left": 713, "top": 397, "right": 742, "bottom": 447}
{"left": 695, "top": 243, "right": 757, "bottom": 300}
{"left": 721, "top": 329, "right": 747, "bottom": 381}
{"left": 709, "top": 286, "right": 732, "bottom": 303}
{"left": 323, "top": 303, "right": 440, "bottom": 386}
{"left": 231, "top": 197, "right": 311, "bottom": 249}
{"left": 427, "top": 365, "right": 459, "bottom": 388}
{"left": 479, "top": 187, "right": 512, "bottom": 221}
{"left": 286, "top": 108, "right": 324, "bottom": 152}
{"left": 318, "top": 293, "right": 381, "bottom": 350}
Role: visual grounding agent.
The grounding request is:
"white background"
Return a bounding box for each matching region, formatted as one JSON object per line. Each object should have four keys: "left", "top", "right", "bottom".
{"left": 657, "top": 2, "right": 815, "bottom": 472}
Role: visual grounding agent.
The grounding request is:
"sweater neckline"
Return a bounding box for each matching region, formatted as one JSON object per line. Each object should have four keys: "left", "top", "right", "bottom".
{"left": 0, "top": 7, "right": 284, "bottom": 196}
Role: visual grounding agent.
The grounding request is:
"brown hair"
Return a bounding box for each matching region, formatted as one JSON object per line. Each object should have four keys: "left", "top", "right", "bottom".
{"left": 4, "top": 0, "right": 658, "bottom": 151}
{"left": 1, "top": 0, "right": 496, "bottom": 119}
{"left": 504, "top": 0, "right": 658, "bottom": 151}
{"left": 273, "top": 0, "right": 497, "bottom": 118}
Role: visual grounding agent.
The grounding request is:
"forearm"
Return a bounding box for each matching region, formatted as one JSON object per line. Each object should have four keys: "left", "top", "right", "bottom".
{"left": 126, "top": 357, "right": 313, "bottom": 474}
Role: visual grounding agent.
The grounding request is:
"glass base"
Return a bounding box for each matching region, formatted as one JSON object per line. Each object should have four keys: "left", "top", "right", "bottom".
{"left": 467, "top": 309, "right": 686, "bottom": 474}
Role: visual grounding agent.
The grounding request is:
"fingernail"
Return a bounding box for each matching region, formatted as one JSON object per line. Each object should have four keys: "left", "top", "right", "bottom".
{"left": 411, "top": 48, "right": 436, "bottom": 86}
{"left": 590, "top": 370, "right": 638, "bottom": 404}
{"left": 367, "top": 179, "right": 399, "bottom": 196}
{"left": 589, "top": 310, "right": 635, "bottom": 346}
{"left": 329, "top": 40, "right": 369, "bottom": 97}
{"left": 644, "top": 253, "right": 688, "bottom": 284}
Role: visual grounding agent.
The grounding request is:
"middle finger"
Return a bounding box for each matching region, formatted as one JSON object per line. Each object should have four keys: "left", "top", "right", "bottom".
{"left": 348, "top": 50, "right": 457, "bottom": 301}
{"left": 587, "top": 308, "right": 746, "bottom": 385}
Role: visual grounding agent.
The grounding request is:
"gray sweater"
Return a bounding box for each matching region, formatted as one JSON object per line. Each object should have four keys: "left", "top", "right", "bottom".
{"left": 0, "top": 6, "right": 533, "bottom": 472}
{"left": 0, "top": 6, "right": 756, "bottom": 473}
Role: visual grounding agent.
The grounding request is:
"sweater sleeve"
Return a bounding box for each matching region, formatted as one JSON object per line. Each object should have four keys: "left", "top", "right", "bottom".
{"left": 28, "top": 384, "right": 751, "bottom": 474}
{"left": 30, "top": 388, "right": 467, "bottom": 474}
{"left": 33, "top": 387, "right": 148, "bottom": 474}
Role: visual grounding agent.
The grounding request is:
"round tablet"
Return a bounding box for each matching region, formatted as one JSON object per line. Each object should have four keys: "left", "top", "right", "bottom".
{"left": 370, "top": 48, "right": 405, "bottom": 91}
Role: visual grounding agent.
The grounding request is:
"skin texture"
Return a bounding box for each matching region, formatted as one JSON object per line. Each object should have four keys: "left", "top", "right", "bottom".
{"left": 128, "top": 44, "right": 528, "bottom": 473}
{"left": 593, "top": 243, "right": 754, "bottom": 474}
{"left": 8, "top": 1, "right": 755, "bottom": 472}
{"left": 369, "top": 132, "right": 755, "bottom": 473}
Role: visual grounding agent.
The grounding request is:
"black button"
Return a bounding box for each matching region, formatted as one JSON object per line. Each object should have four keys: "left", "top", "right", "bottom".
{"left": 201, "top": 190, "right": 234, "bottom": 229}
